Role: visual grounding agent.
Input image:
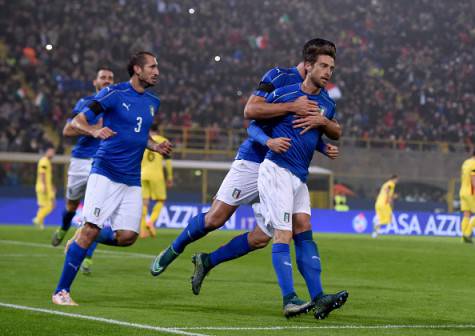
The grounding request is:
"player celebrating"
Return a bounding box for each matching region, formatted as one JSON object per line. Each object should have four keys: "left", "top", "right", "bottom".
{"left": 216, "top": 42, "right": 347, "bottom": 319}
{"left": 33, "top": 145, "right": 56, "bottom": 230}
{"left": 460, "top": 150, "right": 475, "bottom": 243}
{"left": 51, "top": 67, "right": 114, "bottom": 248}
{"left": 150, "top": 40, "right": 341, "bottom": 290}
{"left": 51, "top": 51, "right": 172, "bottom": 306}
{"left": 372, "top": 175, "right": 398, "bottom": 238}
{"left": 140, "top": 127, "right": 173, "bottom": 238}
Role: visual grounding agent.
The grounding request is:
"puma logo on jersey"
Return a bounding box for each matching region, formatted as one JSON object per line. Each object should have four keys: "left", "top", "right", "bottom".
{"left": 122, "top": 102, "right": 131, "bottom": 111}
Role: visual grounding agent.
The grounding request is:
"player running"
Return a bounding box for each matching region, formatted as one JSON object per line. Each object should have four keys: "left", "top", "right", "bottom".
{"left": 51, "top": 67, "right": 114, "bottom": 247}
{"left": 459, "top": 150, "right": 475, "bottom": 243}
{"left": 51, "top": 51, "right": 172, "bottom": 306}
{"left": 372, "top": 175, "right": 398, "bottom": 238}
{"left": 33, "top": 145, "right": 56, "bottom": 230}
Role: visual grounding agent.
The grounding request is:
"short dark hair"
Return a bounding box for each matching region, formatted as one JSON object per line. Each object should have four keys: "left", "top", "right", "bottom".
{"left": 127, "top": 51, "right": 156, "bottom": 77}
{"left": 302, "top": 38, "right": 336, "bottom": 64}
{"left": 390, "top": 174, "right": 399, "bottom": 180}
{"left": 96, "top": 66, "right": 114, "bottom": 75}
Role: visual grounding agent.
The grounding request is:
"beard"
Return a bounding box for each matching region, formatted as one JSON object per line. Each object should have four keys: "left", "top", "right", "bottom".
{"left": 139, "top": 75, "right": 155, "bottom": 88}
{"left": 311, "top": 77, "right": 325, "bottom": 89}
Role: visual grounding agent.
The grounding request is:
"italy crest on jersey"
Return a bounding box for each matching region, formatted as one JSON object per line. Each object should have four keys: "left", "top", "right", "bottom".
{"left": 149, "top": 105, "right": 155, "bottom": 116}
{"left": 319, "top": 106, "right": 326, "bottom": 115}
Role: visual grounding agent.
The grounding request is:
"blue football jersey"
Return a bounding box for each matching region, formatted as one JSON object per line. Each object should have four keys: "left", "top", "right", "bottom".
{"left": 70, "top": 95, "right": 102, "bottom": 159}
{"left": 83, "top": 81, "right": 160, "bottom": 186}
{"left": 236, "top": 66, "right": 304, "bottom": 163}
{"left": 265, "top": 83, "right": 336, "bottom": 182}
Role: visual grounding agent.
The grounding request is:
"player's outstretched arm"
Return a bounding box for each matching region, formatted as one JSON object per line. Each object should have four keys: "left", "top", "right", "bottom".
{"left": 244, "top": 95, "right": 319, "bottom": 120}
{"left": 247, "top": 121, "right": 291, "bottom": 154}
{"left": 63, "top": 122, "right": 81, "bottom": 137}
{"left": 71, "top": 113, "right": 115, "bottom": 140}
{"left": 63, "top": 118, "right": 103, "bottom": 137}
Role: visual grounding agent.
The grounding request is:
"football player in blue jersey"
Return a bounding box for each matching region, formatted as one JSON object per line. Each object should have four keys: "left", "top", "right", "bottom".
{"left": 255, "top": 40, "right": 347, "bottom": 319}
{"left": 51, "top": 51, "right": 172, "bottom": 306}
{"left": 51, "top": 67, "right": 114, "bottom": 275}
{"left": 191, "top": 39, "right": 347, "bottom": 319}
{"left": 151, "top": 39, "right": 340, "bottom": 307}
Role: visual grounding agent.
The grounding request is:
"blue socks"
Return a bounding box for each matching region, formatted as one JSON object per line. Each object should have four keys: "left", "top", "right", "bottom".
{"left": 95, "top": 226, "right": 117, "bottom": 246}
{"left": 208, "top": 232, "right": 252, "bottom": 268}
{"left": 294, "top": 230, "right": 323, "bottom": 300}
{"left": 61, "top": 210, "right": 76, "bottom": 231}
{"left": 172, "top": 213, "right": 207, "bottom": 254}
{"left": 272, "top": 243, "right": 295, "bottom": 298}
{"left": 55, "top": 241, "right": 87, "bottom": 293}
{"left": 86, "top": 242, "right": 97, "bottom": 258}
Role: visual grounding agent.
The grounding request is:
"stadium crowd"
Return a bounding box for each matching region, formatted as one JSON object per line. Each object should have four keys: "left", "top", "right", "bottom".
{"left": 0, "top": 0, "right": 474, "bottom": 153}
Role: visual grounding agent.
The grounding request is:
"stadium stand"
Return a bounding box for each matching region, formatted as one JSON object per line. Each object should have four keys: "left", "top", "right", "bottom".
{"left": 1, "top": 0, "right": 474, "bottom": 153}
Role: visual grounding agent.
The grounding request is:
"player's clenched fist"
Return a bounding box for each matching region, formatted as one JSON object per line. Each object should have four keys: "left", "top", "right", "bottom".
{"left": 325, "top": 144, "right": 339, "bottom": 159}
{"left": 266, "top": 137, "right": 291, "bottom": 154}
{"left": 92, "top": 127, "right": 117, "bottom": 139}
{"left": 153, "top": 140, "right": 173, "bottom": 156}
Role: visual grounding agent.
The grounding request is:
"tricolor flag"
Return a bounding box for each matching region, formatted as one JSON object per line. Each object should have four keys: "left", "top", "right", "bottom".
{"left": 326, "top": 82, "right": 342, "bottom": 100}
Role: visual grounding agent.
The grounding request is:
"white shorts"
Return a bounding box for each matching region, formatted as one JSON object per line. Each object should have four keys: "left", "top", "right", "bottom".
{"left": 215, "top": 160, "right": 260, "bottom": 206}
{"left": 82, "top": 173, "right": 142, "bottom": 233}
{"left": 257, "top": 159, "right": 311, "bottom": 232}
{"left": 66, "top": 157, "right": 93, "bottom": 200}
{"left": 252, "top": 202, "right": 273, "bottom": 238}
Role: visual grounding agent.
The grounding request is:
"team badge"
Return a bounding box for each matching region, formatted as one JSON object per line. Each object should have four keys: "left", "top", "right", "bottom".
{"left": 319, "top": 107, "right": 326, "bottom": 115}
{"left": 284, "top": 212, "right": 290, "bottom": 223}
{"left": 149, "top": 105, "right": 155, "bottom": 116}
{"left": 232, "top": 188, "right": 241, "bottom": 199}
{"left": 94, "top": 208, "right": 101, "bottom": 217}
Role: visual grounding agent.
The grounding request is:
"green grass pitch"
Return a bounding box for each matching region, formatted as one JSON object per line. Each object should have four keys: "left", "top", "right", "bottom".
{"left": 0, "top": 225, "right": 474, "bottom": 336}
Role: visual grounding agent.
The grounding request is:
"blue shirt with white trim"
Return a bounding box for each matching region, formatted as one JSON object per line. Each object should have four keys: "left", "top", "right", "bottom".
{"left": 82, "top": 81, "right": 160, "bottom": 186}
{"left": 264, "top": 83, "right": 336, "bottom": 182}
{"left": 236, "top": 66, "right": 303, "bottom": 163}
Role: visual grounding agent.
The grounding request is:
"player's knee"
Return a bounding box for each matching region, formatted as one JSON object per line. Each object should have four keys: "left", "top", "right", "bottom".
{"left": 115, "top": 231, "right": 138, "bottom": 246}
{"left": 274, "top": 230, "right": 293, "bottom": 244}
{"left": 77, "top": 223, "right": 100, "bottom": 247}
{"left": 204, "top": 201, "right": 236, "bottom": 230}
{"left": 204, "top": 211, "right": 225, "bottom": 230}
{"left": 248, "top": 231, "right": 270, "bottom": 249}
{"left": 66, "top": 199, "right": 80, "bottom": 212}
{"left": 142, "top": 198, "right": 150, "bottom": 208}
{"left": 292, "top": 214, "right": 311, "bottom": 235}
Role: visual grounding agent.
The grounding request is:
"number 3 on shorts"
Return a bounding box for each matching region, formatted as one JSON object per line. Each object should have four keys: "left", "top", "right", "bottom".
{"left": 134, "top": 117, "right": 142, "bottom": 133}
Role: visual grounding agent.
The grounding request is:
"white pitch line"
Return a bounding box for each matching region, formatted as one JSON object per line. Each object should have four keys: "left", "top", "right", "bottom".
{"left": 0, "top": 239, "right": 153, "bottom": 259}
{"left": 176, "top": 324, "right": 475, "bottom": 330}
{"left": 0, "top": 302, "right": 211, "bottom": 336}
{"left": 1, "top": 302, "right": 473, "bottom": 334}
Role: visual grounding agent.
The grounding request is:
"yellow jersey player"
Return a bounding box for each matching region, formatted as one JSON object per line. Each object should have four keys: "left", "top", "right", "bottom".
{"left": 33, "top": 145, "right": 56, "bottom": 229}
{"left": 372, "top": 174, "right": 398, "bottom": 238}
{"left": 140, "top": 130, "right": 173, "bottom": 238}
{"left": 459, "top": 150, "right": 475, "bottom": 243}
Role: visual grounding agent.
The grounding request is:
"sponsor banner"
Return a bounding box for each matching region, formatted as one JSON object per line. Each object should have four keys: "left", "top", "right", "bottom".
{"left": 0, "top": 198, "right": 467, "bottom": 237}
